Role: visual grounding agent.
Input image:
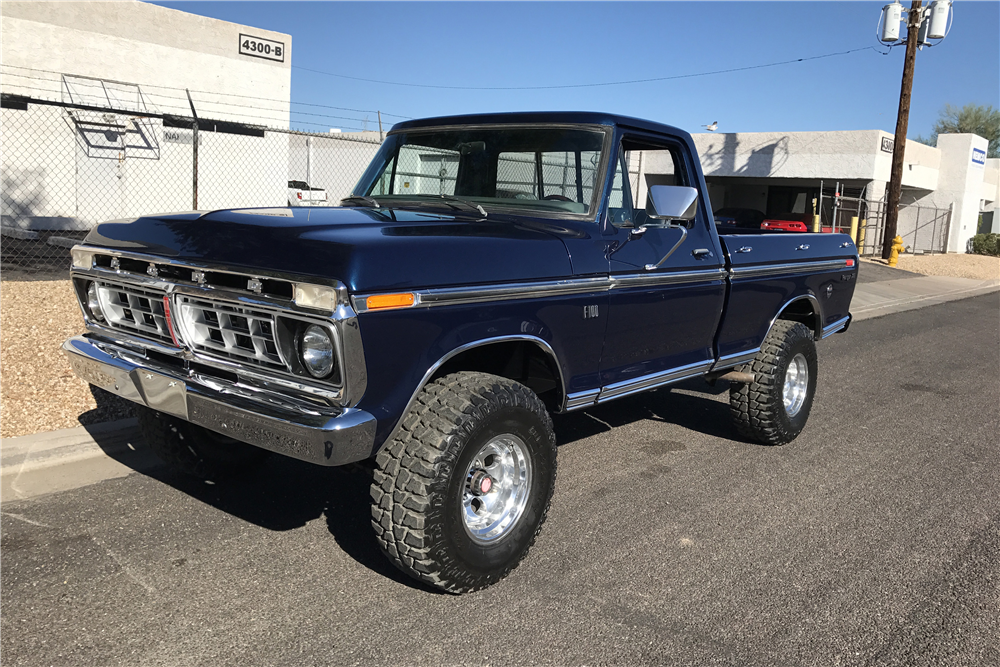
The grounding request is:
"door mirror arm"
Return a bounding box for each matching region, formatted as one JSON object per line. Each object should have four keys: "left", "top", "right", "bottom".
{"left": 644, "top": 225, "right": 688, "bottom": 271}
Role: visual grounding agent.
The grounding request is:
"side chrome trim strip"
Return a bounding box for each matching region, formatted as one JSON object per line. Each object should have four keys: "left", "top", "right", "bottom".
{"left": 730, "top": 259, "right": 850, "bottom": 280}
{"left": 608, "top": 268, "right": 727, "bottom": 290}
{"left": 379, "top": 335, "right": 568, "bottom": 449}
{"left": 354, "top": 268, "right": 727, "bottom": 313}
{"left": 595, "top": 359, "right": 714, "bottom": 404}
{"left": 711, "top": 348, "right": 760, "bottom": 371}
{"left": 565, "top": 388, "right": 600, "bottom": 411}
{"left": 821, "top": 315, "right": 851, "bottom": 339}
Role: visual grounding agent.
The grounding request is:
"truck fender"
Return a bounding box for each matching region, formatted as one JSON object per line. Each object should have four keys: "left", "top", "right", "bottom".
{"left": 376, "top": 334, "right": 566, "bottom": 453}
{"left": 767, "top": 294, "right": 824, "bottom": 341}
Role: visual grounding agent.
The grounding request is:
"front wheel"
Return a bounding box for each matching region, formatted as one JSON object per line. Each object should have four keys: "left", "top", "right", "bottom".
{"left": 729, "top": 320, "right": 818, "bottom": 445}
{"left": 370, "top": 372, "right": 557, "bottom": 594}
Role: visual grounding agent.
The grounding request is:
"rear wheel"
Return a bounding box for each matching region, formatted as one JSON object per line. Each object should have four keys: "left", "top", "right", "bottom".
{"left": 729, "top": 320, "right": 818, "bottom": 445}
{"left": 370, "top": 372, "right": 557, "bottom": 594}
{"left": 136, "top": 407, "right": 269, "bottom": 479}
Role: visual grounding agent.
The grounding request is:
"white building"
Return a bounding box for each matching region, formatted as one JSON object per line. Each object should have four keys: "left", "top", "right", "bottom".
{"left": 1, "top": 0, "right": 300, "bottom": 231}
{"left": 691, "top": 130, "right": 998, "bottom": 253}
{"left": 1, "top": 0, "right": 292, "bottom": 125}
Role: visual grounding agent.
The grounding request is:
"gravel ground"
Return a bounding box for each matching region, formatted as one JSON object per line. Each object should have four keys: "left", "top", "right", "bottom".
{"left": 893, "top": 253, "right": 1000, "bottom": 280}
{"left": 1, "top": 278, "right": 133, "bottom": 439}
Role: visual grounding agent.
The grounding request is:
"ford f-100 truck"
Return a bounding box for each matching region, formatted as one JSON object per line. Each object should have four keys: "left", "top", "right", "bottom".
{"left": 64, "top": 112, "right": 858, "bottom": 593}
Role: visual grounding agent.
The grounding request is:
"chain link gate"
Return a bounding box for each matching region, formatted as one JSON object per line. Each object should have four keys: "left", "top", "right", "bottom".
{"left": 2, "top": 95, "right": 383, "bottom": 273}
{"left": 855, "top": 198, "right": 953, "bottom": 256}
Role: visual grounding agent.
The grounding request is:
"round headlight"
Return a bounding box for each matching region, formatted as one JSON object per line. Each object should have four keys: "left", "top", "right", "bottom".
{"left": 86, "top": 282, "right": 105, "bottom": 322}
{"left": 299, "top": 324, "right": 334, "bottom": 378}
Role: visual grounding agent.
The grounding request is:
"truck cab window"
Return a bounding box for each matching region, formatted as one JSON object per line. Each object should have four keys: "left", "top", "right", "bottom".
{"left": 624, "top": 145, "right": 682, "bottom": 227}
{"left": 607, "top": 150, "right": 633, "bottom": 226}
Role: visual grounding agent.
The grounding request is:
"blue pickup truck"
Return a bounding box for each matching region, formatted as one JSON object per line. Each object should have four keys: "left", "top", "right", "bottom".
{"left": 64, "top": 112, "right": 857, "bottom": 593}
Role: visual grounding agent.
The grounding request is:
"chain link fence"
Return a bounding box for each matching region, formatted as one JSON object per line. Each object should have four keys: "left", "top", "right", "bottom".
{"left": 855, "top": 199, "right": 953, "bottom": 256}
{"left": 2, "top": 95, "right": 382, "bottom": 273}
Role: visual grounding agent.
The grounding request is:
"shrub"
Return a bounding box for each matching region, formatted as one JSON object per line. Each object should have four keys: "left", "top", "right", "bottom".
{"left": 970, "top": 233, "right": 1000, "bottom": 256}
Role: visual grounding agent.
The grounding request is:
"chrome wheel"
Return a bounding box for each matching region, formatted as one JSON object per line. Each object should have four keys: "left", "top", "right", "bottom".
{"left": 462, "top": 434, "right": 532, "bottom": 543}
{"left": 783, "top": 353, "right": 809, "bottom": 417}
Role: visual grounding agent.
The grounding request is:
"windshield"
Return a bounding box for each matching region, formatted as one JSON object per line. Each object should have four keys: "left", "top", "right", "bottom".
{"left": 352, "top": 125, "right": 609, "bottom": 217}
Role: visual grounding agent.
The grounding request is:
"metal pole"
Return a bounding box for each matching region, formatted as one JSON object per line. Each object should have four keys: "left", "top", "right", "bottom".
{"left": 944, "top": 202, "right": 954, "bottom": 252}
{"left": 186, "top": 89, "right": 199, "bottom": 210}
{"left": 832, "top": 182, "right": 840, "bottom": 234}
{"left": 815, "top": 180, "right": 823, "bottom": 232}
{"left": 377, "top": 111, "right": 384, "bottom": 143}
{"left": 306, "top": 136, "right": 313, "bottom": 190}
{"left": 883, "top": 0, "right": 923, "bottom": 258}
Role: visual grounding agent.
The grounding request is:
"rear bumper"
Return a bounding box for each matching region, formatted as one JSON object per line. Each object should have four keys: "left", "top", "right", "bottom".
{"left": 62, "top": 335, "right": 376, "bottom": 466}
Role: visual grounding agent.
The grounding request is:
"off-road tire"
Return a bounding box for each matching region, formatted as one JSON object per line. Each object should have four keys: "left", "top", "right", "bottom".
{"left": 729, "top": 320, "right": 818, "bottom": 446}
{"left": 370, "top": 372, "right": 557, "bottom": 594}
{"left": 136, "top": 407, "right": 270, "bottom": 479}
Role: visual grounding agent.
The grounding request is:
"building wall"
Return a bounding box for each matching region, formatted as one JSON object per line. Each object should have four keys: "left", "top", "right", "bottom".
{"left": 936, "top": 134, "right": 990, "bottom": 251}
{"left": 1, "top": 0, "right": 291, "bottom": 124}
{"left": 694, "top": 130, "right": 882, "bottom": 181}
{"left": 1, "top": 1, "right": 296, "bottom": 230}
{"left": 981, "top": 158, "right": 1000, "bottom": 234}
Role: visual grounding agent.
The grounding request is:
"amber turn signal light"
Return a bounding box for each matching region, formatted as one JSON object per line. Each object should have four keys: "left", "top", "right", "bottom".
{"left": 366, "top": 293, "right": 416, "bottom": 311}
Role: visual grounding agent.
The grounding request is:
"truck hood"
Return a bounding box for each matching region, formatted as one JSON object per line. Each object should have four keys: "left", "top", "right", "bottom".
{"left": 83, "top": 206, "right": 577, "bottom": 293}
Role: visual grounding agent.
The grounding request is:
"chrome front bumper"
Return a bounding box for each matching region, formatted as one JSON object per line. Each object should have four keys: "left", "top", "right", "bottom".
{"left": 62, "top": 335, "right": 377, "bottom": 466}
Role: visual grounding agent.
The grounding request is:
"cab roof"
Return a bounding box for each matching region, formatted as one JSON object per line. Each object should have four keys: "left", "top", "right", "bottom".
{"left": 389, "top": 111, "right": 690, "bottom": 140}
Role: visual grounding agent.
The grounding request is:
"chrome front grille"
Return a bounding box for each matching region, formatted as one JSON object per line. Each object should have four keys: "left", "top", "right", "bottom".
{"left": 95, "top": 282, "right": 173, "bottom": 344}
{"left": 175, "top": 296, "right": 285, "bottom": 371}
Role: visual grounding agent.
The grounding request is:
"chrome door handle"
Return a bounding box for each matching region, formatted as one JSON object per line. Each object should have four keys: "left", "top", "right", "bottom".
{"left": 796, "top": 244, "right": 810, "bottom": 251}
{"left": 692, "top": 248, "right": 713, "bottom": 258}
{"left": 736, "top": 246, "right": 752, "bottom": 253}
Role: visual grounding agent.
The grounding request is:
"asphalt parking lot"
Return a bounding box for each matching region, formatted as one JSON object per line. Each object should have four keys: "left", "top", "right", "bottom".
{"left": 2, "top": 294, "right": 998, "bottom": 667}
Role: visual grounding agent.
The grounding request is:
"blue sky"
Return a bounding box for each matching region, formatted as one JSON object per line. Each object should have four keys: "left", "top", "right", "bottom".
{"left": 154, "top": 1, "right": 999, "bottom": 137}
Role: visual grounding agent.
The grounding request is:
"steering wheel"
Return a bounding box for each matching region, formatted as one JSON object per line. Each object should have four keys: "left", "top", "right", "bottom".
{"left": 542, "top": 194, "right": 574, "bottom": 202}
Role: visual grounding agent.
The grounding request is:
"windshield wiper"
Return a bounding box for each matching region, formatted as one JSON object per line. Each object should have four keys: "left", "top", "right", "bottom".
{"left": 340, "top": 195, "right": 380, "bottom": 208}
{"left": 432, "top": 194, "right": 488, "bottom": 218}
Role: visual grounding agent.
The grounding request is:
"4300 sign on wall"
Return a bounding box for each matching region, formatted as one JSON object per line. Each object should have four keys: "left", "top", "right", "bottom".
{"left": 239, "top": 33, "right": 284, "bottom": 62}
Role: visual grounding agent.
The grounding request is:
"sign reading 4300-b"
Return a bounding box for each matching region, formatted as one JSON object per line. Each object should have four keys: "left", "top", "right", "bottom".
{"left": 239, "top": 33, "right": 285, "bottom": 62}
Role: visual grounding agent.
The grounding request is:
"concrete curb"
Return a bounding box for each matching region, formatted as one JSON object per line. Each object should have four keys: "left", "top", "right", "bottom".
{"left": 2, "top": 274, "right": 997, "bottom": 502}
{"left": 1, "top": 418, "right": 159, "bottom": 502}
{"left": 851, "top": 276, "right": 1000, "bottom": 322}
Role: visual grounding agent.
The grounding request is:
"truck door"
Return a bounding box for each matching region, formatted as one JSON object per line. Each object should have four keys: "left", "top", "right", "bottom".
{"left": 599, "top": 135, "right": 726, "bottom": 400}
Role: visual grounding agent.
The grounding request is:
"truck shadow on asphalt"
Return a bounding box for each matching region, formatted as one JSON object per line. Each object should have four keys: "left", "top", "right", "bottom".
{"left": 84, "top": 378, "right": 739, "bottom": 593}
{"left": 552, "top": 379, "right": 736, "bottom": 446}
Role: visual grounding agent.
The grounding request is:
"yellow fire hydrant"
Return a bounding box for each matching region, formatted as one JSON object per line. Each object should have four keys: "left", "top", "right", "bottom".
{"left": 887, "top": 235, "right": 905, "bottom": 267}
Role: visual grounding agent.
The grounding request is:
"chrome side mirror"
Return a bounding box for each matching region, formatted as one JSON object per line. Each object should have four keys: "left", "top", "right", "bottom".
{"left": 648, "top": 185, "right": 699, "bottom": 222}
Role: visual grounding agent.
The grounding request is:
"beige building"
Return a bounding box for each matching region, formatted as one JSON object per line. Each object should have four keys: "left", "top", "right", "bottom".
{"left": 1, "top": 0, "right": 291, "bottom": 124}
{"left": 691, "top": 130, "right": 998, "bottom": 253}
{"left": 1, "top": 0, "right": 296, "bottom": 230}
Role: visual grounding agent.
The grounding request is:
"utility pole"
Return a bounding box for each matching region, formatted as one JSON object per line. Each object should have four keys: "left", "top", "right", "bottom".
{"left": 881, "top": 0, "right": 922, "bottom": 259}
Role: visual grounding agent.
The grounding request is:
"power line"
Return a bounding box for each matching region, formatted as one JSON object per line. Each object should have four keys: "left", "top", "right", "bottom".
{"left": 292, "top": 46, "right": 886, "bottom": 91}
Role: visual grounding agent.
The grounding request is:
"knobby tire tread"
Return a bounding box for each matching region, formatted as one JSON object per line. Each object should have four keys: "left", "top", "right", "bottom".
{"left": 729, "top": 320, "right": 814, "bottom": 446}
{"left": 370, "top": 372, "right": 556, "bottom": 594}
